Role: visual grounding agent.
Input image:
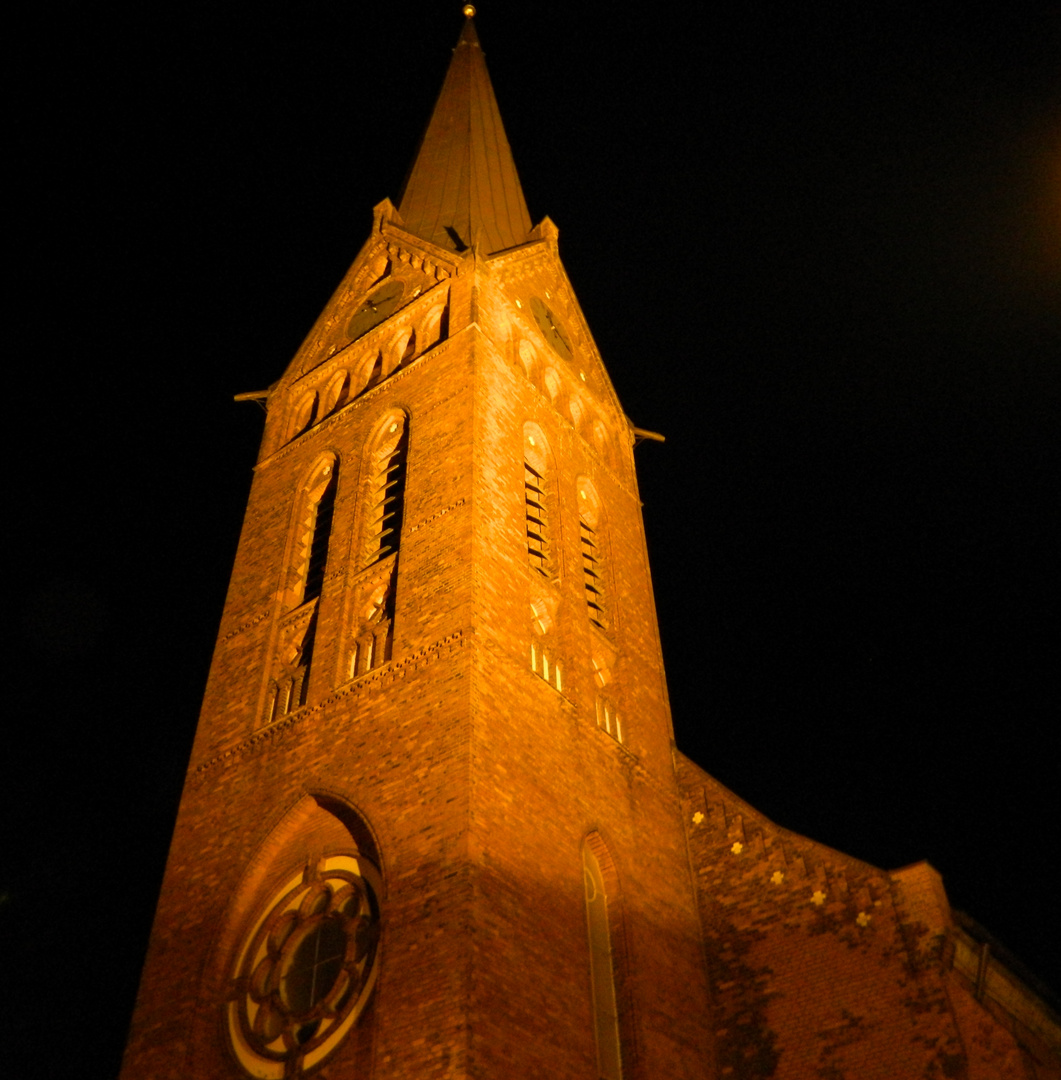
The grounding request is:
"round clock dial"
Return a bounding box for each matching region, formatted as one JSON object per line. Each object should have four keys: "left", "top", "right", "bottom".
{"left": 530, "top": 296, "right": 573, "bottom": 361}
{"left": 346, "top": 280, "right": 405, "bottom": 341}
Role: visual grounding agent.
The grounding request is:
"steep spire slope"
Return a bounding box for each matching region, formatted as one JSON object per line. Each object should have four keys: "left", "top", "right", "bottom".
{"left": 398, "top": 16, "right": 532, "bottom": 255}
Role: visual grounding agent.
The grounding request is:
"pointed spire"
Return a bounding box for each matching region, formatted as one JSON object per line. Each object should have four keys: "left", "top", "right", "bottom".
{"left": 398, "top": 10, "right": 532, "bottom": 255}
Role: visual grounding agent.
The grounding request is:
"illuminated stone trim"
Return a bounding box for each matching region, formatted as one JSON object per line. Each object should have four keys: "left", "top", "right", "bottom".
{"left": 222, "top": 608, "right": 271, "bottom": 643}
{"left": 408, "top": 497, "right": 467, "bottom": 535}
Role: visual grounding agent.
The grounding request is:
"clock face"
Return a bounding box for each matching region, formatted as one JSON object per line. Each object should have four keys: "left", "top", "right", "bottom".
{"left": 346, "top": 280, "right": 405, "bottom": 341}
{"left": 530, "top": 296, "right": 573, "bottom": 361}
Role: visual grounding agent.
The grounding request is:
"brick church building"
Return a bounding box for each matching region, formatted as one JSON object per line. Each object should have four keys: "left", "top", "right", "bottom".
{"left": 120, "top": 13, "right": 1060, "bottom": 1079}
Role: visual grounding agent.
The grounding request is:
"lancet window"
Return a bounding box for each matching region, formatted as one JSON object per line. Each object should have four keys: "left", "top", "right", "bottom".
{"left": 530, "top": 642, "right": 562, "bottom": 692}
{"left": 265, "top": 457, "right": 338, "bottom": 723}
{"left": 583, "top": 839, "right": 623, "bottom": 1080}
{"left": 523, "top": 423, "right": 553, "bottom": 577}
{"left": 364, "top": 414, "right": 408, "bottom": 566}
{"left": 286, "top": 459, "right": 339, "bottom": 610}
{"left": 595, "top": 698, "right": 623, "bottom": 744}
{"left": 303, "top": 472, "right": 337, "bottom": 602}
{"left": 578, "top": 479, "right": 606, "bottom": 630}
{"left": 525, "top": 463, "right": 549, "bottom": 574}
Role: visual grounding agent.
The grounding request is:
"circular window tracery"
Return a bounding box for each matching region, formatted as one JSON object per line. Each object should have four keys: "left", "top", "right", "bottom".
{"left": 227, "top": 855, "right": 381, "bottom": 1079}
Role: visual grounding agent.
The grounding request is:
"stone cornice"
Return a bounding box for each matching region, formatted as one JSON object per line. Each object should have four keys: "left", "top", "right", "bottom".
{"left": 192, "top": 629, "right": 467, "bottom": 779}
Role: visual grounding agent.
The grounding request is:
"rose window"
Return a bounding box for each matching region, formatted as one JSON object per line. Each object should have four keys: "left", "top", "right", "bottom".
{"left": 227, "top": 855, "right": 381, "bottom": 1078}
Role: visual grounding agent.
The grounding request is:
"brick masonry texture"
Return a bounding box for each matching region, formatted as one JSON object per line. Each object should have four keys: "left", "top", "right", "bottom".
{"left": 121, "top": 170, "right": 1058, "bottom": 1080}
{"left": 120, "top": 220, "right": 717, "bottom": 1079}
{"left": 678, "top": 756, "right": 1060, "bottom": 1078}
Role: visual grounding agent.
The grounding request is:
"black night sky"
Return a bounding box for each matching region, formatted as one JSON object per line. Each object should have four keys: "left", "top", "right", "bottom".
{"left": 7, "top": 5, "right": 1060, "bottom": 1075}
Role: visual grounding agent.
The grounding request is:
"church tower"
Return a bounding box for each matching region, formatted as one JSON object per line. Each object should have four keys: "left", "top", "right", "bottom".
{"left": 120, "top": 13, "right": 716, "bottom": 1080}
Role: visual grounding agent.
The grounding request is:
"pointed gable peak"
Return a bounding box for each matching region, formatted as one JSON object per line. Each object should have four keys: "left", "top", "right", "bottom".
{"left": 397, "top": 12, "right": 532, "bottom": 257}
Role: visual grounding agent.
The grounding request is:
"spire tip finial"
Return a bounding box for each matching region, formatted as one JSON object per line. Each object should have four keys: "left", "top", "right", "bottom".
{"left": 462, "top": 4, "right": 476, "bottom": 16}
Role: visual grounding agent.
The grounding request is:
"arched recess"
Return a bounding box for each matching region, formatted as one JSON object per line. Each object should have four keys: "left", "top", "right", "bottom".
{"left": 320, "top": 370, "right": 351, "bottom": 418}
{"left": 288, "top": 391, "right": 318, "bottom": 442}
{"left": 419, "top": 295, "right": 448, "bottom": 349}
{"left": 518, "top": 339, "right": 539, "bottom": 382}
{"left": 345, "top": 411, "right": 409, "bottom": 680}
{"left": 208, "top": 793, "right": 383, "bottom": 1080}
{"left": 389, "top": 325, "right": 417, "bottom": 369}
{"left": 592, "top": 419, "right": 610, "bottom": 463}
{"left": 543, "top": 367, "right": 561, "bottom": 404}
{"left": 583, "top": 832, "right": 630, "bottom": 1080}
{"left": 350, "top": 350, "right": 384, "bottom": 397}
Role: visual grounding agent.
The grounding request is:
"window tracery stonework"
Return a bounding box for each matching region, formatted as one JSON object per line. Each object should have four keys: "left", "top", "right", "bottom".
{"left": 227, "top": 857, "right": 380, "bottom": 1078}
{"left": 223, "top": 792, "right": 382, "bottom": 1080}
{"left": 345, "top": 562, "right": 397, "bottom": 682}
{"left": 266, "top": 601, "right": 318, "bottom": 724}
{"left": 282, "top": 459, "right": 338, "bottom": 612}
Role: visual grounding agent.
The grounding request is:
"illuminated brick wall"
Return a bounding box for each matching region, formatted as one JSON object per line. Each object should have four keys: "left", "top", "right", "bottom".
{"left": 678, "top": 755, "right": 1060, "bottom": 1079}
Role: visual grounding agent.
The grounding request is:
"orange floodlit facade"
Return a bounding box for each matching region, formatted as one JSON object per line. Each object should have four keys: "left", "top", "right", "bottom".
{"left": 120, "top": 14, "right": 1060, "bottom": 1080}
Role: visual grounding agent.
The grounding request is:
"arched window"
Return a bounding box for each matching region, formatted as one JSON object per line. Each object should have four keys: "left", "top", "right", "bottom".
{"left": 523, "top": 423, "right": 552, "bottom": 577}
{"left": 364, "top": 415, "right": 408, "bottom": 566}
{"left": 303, "top": 471, "right": 337, "bottom": 603}
{"left": 224, "top": 795, "right": 381, "bottom": 1079}
{"left": 583, "top": 839, "right": 623, "bottom": 1080}
{"left": 267, "top": 459, "right": 337, "bottom": 722}
{"left": 577, "top": 479, "right": 606, "bottom": 630}
{"left": 284, "top": 459, "right": 339, "bottom": 611}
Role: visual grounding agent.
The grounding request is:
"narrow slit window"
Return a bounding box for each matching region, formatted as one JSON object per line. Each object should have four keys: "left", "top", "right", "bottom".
{"left": 596, "top": 698, "right": 622, "bottom": 744}
{"left": 303, "top": 472, "right": 337, "bottom": 602}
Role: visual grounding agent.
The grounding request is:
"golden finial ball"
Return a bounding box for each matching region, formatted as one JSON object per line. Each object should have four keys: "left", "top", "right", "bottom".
{"left": 462, "top": 4, "right": 476, "bottom": 16}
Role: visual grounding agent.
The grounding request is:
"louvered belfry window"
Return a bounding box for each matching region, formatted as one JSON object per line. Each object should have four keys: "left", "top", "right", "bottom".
{"left": 525, "top": 461, "right": 549, "bottom": 574}
{"left": 578, "top": 478, "right": 606, "bottom": 630}
{"left": 580, "top": 515, "right": 605, "bottom": 628}
{"left": 367, "top": 421, "right": 408, "bottom": 564}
